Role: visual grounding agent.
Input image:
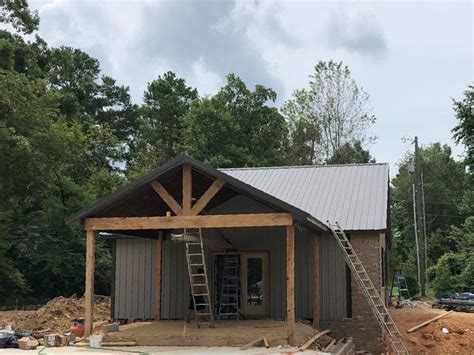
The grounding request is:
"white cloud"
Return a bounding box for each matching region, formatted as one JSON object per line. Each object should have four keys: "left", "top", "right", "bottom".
{"left": 24, "top": 0, "right": 474, "bottom": 170}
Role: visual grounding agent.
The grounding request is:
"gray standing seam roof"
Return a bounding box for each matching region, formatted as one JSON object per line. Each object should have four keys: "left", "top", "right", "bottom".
{"left": 221, "top": 163, "right": 389, "bottom": 231}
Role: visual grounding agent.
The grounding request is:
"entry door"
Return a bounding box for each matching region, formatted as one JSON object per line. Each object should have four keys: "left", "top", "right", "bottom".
{"left": 241, "top": 253, "right": 268, "bottom": 317}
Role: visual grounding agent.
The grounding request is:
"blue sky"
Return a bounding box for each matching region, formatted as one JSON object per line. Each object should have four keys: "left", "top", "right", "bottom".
{"left": 29, "top": 0, "right": 473, "bottom": 172}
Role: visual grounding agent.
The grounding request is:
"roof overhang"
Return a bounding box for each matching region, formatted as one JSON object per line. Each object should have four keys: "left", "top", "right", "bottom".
{"left": 66, "top": 155, "right": 328, "bottom": 232}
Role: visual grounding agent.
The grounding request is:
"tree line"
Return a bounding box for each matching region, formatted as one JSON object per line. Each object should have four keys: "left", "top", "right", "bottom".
{"left": 0, "top": 1, "right": 471, "bottom": 303}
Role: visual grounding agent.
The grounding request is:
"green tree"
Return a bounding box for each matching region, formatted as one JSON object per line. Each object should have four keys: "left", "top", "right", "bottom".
{"left": 283, "top": 60, "right": 375, "bottom": 164}
{"left": 452, "top": 84, "right": 474, "bottom": 169}
{"left": 184, "top": 74, "right": 289, "bottom": 168}
{"left": 326, "top": 141, "right": 375, "bottom": 164}
{"left": 390, "top": 143, "right": 468, "bottom": 295}
{"left": 129, "top": 71, "right": 197, "bottom": 176}
{"left": 0, "top": 0, "right": 39, "bottom": 34}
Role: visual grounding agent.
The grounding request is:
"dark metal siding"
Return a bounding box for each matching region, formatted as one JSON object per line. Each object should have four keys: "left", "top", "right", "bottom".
{"left": 320, "top": 233, "right": 347, "bottom": 320}
{"left": 114, "top": 238, "right": 155, "bottom": 319}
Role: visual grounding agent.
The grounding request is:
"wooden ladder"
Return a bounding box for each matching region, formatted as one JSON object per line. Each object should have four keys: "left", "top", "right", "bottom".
{"left": 184, "top": 228, "right": 215, "bottom": 328}
{"left": 328, "top": 221, "right": 409, "bottom": 354}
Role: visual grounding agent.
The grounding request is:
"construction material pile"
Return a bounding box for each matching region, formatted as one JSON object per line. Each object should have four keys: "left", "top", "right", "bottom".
{"left": 11, "top": 295, "right": 110, "bottom": 334}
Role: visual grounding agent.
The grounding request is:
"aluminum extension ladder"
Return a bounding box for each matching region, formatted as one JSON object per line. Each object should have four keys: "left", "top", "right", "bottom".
{"left": 218, "top": 251, "right": 240, "bottom": 320}
{"left": 328, "top": 221, "right": 409, "bottom": 354}
{"left": 184, "top": 228, "right": 215, "bottom": 328}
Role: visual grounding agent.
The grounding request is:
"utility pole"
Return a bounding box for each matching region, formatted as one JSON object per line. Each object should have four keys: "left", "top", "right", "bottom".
{"left": 414, "top": 136, "right": 426, "bottom": 297}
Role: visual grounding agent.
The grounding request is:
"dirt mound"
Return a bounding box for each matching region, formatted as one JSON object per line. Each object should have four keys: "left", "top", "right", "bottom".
{"left": 390, "top": 303, "right": 474, "bottom": 354}
{"left": 11, "top": 295, "right": 110, "bottom": 334}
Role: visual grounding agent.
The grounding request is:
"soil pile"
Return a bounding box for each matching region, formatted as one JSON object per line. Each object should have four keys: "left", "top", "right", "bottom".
{"left": 11, "top": 295, "right": 110, "bottom": 334}
{"left": 390, "top": 303, "right": 474, "bottom": 354}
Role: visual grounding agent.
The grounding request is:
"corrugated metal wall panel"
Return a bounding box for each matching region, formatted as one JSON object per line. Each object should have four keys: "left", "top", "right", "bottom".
{"left": 320, "top": 233, "right": 347, "bottom": 320}
{"left": 114, "top": 238, "right": 155, "bottom": 320}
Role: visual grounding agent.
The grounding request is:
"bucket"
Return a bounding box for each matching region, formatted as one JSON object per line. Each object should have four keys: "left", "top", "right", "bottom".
{"left": 89, "top": 335, "right": 102, "bottom": 349}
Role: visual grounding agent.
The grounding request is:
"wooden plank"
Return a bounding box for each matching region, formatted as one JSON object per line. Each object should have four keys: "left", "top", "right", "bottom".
{"left": 84, "top": 213, "right": 293, "bottom": 230}
{"left": 240, "top": 337, "right": 265, "bottom": 350}
{"left": 154, "top": 231, "right": 163, "bottom": 320}
{"left": 150, "top": 180, "right": 183, "bottom": 216}
{"left": 323, "top": 338, "right": 336, "bottom": 351}
{"left": 313, "top": 235, "right": 320, "bottom": 328}
{"left": 84, "top": 230, "right": 95, "bottom": 337}
{"left": 287, "top": 224, "right": 295, "bottom": 345}
{"left": 182, "top": 164, "right": 192, "bottom": 215}
{"left": 298, "top": 329, "right": 331, "bottom": 351}
{"left": 190, "top": 179, "right": 225, "bottom": 215}
{"left": 263, "top": 336, "right": 270, "bottom": 348}
{"left": 406, "top": 310, "right": 454, "bottom": 333}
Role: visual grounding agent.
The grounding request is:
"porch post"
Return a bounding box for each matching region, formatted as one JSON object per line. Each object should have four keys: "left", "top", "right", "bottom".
{"left": 154, "top": 230, "right": 163, "bottom": 320}
{"left": 286, "top": 224, "right": 295, "bottom": 345}
{"left": 84, "top": 229, "right": 96, "bottom": 337}
{"left": 313, "top": 235, "right": 320, "bottom": 328}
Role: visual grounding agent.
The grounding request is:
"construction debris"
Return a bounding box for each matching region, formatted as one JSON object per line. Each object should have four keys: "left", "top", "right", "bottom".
{"left": 406, "top": 310, "right": 454, "bottom": 333}
{"left": 298, "top": 329, "right": 331, "bottom": 351}
{"left": 17, "top": 336, "right": 39, "bottom": 350}
{"left": 12, "top": 295, "right": 111, "bottom": 335}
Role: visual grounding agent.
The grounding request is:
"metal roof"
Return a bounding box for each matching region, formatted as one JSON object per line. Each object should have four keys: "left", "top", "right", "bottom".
{"left": 66, "top": 155, "right": 327, "bottom": 231}
{"left": 221, "top": 163, "right": 389, "bottom": 231}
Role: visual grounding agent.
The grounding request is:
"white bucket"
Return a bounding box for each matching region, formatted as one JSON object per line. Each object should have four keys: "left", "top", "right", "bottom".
{"left": 89, "top": 334, "right": 103, "bottom": 349}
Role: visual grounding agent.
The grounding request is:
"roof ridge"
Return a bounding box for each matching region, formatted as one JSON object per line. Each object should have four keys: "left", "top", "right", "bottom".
{"left": 220, "top": 162, "right": 388, "bottom": 171}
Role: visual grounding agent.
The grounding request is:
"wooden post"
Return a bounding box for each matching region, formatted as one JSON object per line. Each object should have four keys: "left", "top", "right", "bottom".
{"left": 154, "top": 231, "right": 163, "bottom": 320}
{"left": 182, "top": 164, "right": 192, "bottom": 215}
{"left": 286, "top": 224, "right": 295, "bottom": 345}
{"left": 313, "top": 235, "right": 320, "bottom": 328}
{"left": 84, "top": 230, "right": 96, "bottom": 337}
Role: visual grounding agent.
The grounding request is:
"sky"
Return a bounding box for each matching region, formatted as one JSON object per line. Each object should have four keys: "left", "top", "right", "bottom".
{"left": 28, "top": 0, "right": 473, "bottom": 173}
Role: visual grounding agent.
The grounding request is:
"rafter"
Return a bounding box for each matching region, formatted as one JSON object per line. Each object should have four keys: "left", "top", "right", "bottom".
{"left": 190, "top": 179, "right": 225, "bottom": 215}
{"left": 150, "top": 180, "right": 183, "bottom": 216}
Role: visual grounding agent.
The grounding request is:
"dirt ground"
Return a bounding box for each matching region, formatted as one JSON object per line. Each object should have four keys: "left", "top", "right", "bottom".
{"left": 106, "top": 320, "right": 333, "bottom": 349}
{"left": 390, "top": 303, "right": 474, "bottom": 354}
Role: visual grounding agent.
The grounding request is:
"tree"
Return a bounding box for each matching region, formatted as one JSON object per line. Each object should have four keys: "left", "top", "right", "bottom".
{"left": 0, "top": 0, "right": 39, "bottom": 34}
{"left": 129, "top": 71, "right": 197, "bottom": 176}
{"left": 282, "top": 60, "right": 375, "bottom": 164}
{"left": 326, "top": 141, "right": 375, "bottom": 164}
{"left": 452, "top": 84, "right": 474, "bottom": 169}
{"left": 390, "top": 143, "right": 468, "bottom": 295}
{"left": 183, "top": 74, "right": 289, "bottom": 168}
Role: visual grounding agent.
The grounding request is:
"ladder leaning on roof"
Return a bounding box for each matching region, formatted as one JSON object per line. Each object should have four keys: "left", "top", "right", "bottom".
{"left": 328, "top": 221, "right": 409, "bottom": 355}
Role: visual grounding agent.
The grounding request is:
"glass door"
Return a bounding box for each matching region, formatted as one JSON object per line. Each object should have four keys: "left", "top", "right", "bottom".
{"left": 241, "top": 253, "right": 268, "bottom": 317}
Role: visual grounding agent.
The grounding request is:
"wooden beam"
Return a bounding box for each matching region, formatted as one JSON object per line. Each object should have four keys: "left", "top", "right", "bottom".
{"left": 84, "top": 230, "right": 95, "bottom": 337}
{"left": 182, "top": 165, "right": 192, "bottom": 215}
{"left": 150, "top": 180, "right": 183, "bottom": 216}
{"left": 287, "top": 224, "right": 295, "bottom": 345}
{"left": 406, "top": 310, "right": 454, "bottom": 333}
{"left": 313, "top": 235, "right": 320, "bottom": 328}
{"left": 190, "top": 179, "right": 225, "bottom": 215}
{"left": 154, "top": 231, "right": 163, "bottom": 320}
{"left": 84, "top": 213, "right": 293, "bottom": 230}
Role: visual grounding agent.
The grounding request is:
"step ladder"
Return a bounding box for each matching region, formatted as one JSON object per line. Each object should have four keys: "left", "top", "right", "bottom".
{"left": 218, "top": 251, "right": 240, "bottom": 320}
{"left": 184, "top": 228, "right": 215, "bottom": 328}
{"left": 328, "top": 221, "right": 409, "bottom": 355}
{"left": 390, "top": 270, "right": 411, "bottom": 306}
